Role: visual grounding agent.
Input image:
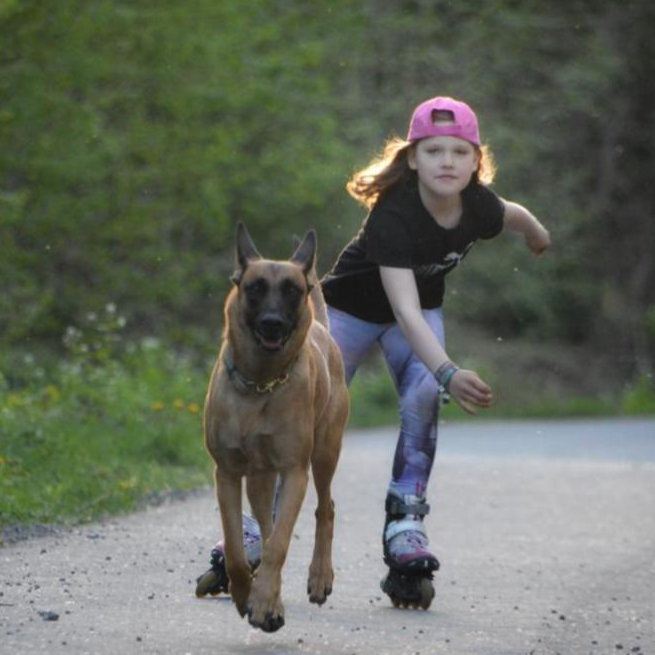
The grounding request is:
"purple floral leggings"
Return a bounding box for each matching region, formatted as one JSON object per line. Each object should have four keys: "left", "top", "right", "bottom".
{"left": 327, "top": 305, "right": 445, "bottom": 498}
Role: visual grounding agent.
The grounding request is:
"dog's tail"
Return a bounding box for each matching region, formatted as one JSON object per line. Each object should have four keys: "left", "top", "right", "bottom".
{"left": 294, "top": 234, "right": 329, "bottom": 330}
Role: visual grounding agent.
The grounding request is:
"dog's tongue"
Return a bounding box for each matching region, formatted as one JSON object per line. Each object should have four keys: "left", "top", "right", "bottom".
{"left": 262, "top": 336, "right": 283, "bottom": 350}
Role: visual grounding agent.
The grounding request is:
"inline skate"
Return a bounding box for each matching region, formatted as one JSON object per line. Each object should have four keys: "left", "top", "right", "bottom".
{"left": 195, "top": 514, "right": 262, "bottom": 598}
{"left": 380, "top": 492, "right": 439, "bottom": 609}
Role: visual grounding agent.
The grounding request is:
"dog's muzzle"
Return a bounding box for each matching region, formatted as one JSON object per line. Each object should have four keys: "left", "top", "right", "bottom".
{"left": 253, "top": 315, "right": 290, "bottom": 353}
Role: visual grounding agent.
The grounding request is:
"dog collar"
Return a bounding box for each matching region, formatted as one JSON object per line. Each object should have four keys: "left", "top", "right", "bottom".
{"left": 223, "top": 353, "right": 292, "bottom": 394}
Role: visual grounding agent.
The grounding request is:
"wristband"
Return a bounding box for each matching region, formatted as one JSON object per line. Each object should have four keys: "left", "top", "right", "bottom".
{"left": 433, "top": 361, "right": 460, "bottom": 405}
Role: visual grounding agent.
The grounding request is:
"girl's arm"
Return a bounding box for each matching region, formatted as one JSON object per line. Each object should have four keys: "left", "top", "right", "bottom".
{"left": 501, "top": 199, "right": 551, "bottom": 255}
{"left": 379, "top": 266, "right": 493, "bottom": 414}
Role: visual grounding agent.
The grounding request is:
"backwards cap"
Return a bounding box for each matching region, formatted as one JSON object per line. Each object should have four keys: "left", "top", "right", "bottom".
{"left": 407, "top": 96, "right": 480, "bottom": 146}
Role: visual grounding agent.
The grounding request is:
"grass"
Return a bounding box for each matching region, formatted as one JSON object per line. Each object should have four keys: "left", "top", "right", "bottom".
{"left": 0, "top": 309, "right": 213, "bottom": 531}
{"left": 1, "top": 311, "right": 653, "bottom": 532}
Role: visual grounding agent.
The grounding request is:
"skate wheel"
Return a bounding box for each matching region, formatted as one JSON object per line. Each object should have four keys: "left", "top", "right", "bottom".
{"left": 418, "top": 577, "right": 435, "bottom": 610}
{"left": 195, "top": 570, "right": 223, "bottom": 598}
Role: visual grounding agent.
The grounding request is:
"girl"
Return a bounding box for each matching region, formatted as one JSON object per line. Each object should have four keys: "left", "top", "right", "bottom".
{"left": 319, "top": 95, "right": 550, "bottom": 607}
{"left": 196, "top": 96, "right": 550, "bottom": 608}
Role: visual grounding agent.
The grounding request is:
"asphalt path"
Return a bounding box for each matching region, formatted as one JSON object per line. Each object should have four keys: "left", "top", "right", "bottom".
{"left": 1, "top": 418, "right": 654, "bottom": 655}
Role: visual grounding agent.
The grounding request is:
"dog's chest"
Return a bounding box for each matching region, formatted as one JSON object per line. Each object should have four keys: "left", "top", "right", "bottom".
{"left": 216, "top": 408, "right": 307, "bottom": 475}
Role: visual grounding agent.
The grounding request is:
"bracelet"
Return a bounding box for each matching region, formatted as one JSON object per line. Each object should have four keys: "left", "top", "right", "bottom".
{"left": 433, "top": 361, "right": 460, "bottom": 405}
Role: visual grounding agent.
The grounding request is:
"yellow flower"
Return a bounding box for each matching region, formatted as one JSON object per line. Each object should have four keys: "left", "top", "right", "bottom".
{"left": 0, "top": 455, "right": 6, "bottom": 465}
{"left": 7, "top": 393, "right": 24, "bottom": 407}
{"left": 151, "top": 401, "right": 165, "bottom": 411}
{"left": 173, "top": 398, "right": 185, "bottom": 410}
{"left": 45, "top": 385, "right": 60, "bottom": 402}
{"left": 187, "top": 402, "right": 200, "bottom": 414}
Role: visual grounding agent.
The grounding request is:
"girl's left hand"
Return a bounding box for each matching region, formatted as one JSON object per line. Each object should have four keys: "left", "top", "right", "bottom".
{"left": 448, "top": 369, "right": 493, "bottom": 415}
{"left": 526, "top": 225, "right": 551, "bottom": 255}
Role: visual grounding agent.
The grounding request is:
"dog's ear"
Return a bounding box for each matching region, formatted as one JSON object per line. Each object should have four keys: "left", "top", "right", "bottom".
{"left": 231, "top": 222, "right": 262, "bottom": 285}
{"left": 290, "top": 230, "right": 316, "bottom": 283}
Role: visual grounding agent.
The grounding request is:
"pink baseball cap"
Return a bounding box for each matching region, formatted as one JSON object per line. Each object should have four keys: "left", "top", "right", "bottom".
{"left": 407, "top": 96, "right": 481, "bottom": 146}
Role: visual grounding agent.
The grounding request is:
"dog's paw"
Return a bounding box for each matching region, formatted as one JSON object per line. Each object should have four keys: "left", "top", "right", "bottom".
{"left": 248, "top": 605, "right": 285, "bottom": 633}
{"left": 307, "top": 567, "right": 334, "bottom": 606}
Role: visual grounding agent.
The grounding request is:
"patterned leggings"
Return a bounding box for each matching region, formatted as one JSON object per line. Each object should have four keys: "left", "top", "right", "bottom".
{"left": 327, "top": 305, "right": 445, "bottom": 498}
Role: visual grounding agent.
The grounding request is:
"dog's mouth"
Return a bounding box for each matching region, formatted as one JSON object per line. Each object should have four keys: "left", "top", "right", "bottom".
{"left": 253, "top": 329, "right": 288, "bottom": 353}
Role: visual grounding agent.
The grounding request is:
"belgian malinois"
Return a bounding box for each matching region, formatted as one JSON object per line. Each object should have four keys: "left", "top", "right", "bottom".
{"left": 204, "top": 223, "right": 349, "bottom": 632}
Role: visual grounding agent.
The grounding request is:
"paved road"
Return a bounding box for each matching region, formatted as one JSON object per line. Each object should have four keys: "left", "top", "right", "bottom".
{"left": 2, "top": 418, "right": 654, "bottom": 655}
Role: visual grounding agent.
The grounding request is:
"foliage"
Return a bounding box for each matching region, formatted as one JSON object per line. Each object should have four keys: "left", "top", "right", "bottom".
{"left": 0, "top": 308, "right": 211, "bottom": 527}
{"left": 0, "top": 0, "right": 361, "bottom": 349}
{"left": 2, "top": 1, "right": 652, "bottom": 369}
{"left": 621, "top": 376, "right": 655, "bottom": 415}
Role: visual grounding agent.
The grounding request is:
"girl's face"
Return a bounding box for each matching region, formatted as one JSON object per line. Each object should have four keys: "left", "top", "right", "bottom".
{"left": 408, "top": 136, "right": 480, "bottom": 198}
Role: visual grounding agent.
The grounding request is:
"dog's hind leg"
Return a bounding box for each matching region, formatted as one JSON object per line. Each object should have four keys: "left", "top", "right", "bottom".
{"left": 215, "top": 467, "right": 251, "bottom": 618}
{"left": 307, "top": 437, "right": 342, "bottom": 605}
{"left": 247, "top": 466, "right": 309, "bottom": 632}
{"left": 246, "top": 472, "right": 277, "bottom": 542}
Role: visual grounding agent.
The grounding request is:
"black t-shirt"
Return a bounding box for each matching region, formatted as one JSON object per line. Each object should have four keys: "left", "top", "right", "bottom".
{"left": 321, "top": 178, "right": 505, "bottom": 323}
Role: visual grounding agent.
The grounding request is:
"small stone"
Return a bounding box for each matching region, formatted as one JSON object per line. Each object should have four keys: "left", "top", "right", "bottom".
{"left": 38, "top": 610, "right": 59, "bottom": 621}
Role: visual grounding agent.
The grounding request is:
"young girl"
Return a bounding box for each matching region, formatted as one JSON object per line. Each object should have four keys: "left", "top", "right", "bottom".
{"left": 196, "top": 96, "right": 550, "bottom": 608}
{"left": 320, "top": 95, "right": 550, "bottom": 606}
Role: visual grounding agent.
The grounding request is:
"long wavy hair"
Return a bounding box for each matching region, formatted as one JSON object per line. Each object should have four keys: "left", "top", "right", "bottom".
{"left": 346, "top": 136, "right": 497, "bottom": 210}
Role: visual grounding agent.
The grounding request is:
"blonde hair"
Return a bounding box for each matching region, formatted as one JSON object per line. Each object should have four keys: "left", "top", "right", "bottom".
{"left": 347, "top": 136, "right": 497, "bottom": 210}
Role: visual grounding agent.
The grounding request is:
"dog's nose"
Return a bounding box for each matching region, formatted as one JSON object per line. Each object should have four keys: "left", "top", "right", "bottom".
{"left": 258, "top": 315, "right": 284, "bottom": 336}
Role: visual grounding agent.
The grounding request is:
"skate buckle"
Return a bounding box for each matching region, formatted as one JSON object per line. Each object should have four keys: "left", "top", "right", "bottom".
{"left": 385, "top": 499, "right": 430, "bottom": 516}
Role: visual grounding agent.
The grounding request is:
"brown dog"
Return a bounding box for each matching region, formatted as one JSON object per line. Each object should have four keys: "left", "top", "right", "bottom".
{"left": 204, "top": 223, "right": 349, "bottom": 632}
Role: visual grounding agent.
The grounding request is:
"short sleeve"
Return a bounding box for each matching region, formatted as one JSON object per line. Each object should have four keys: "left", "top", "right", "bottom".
{"left": 467, "top": 185, "right": 505, "bottom": 240}
{"left": 365, "top": 205, "right": 413, "bottom": 267}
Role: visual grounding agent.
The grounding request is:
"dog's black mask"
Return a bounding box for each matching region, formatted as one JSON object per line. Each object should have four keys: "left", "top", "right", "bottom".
{"left": 232, "top": 222, "right": 316, "bottom": 354}
{"left": 243, "top": 274, "right": 305, "bottom": 352}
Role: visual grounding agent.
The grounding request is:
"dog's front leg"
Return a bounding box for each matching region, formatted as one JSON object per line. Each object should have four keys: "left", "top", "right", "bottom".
{"left": 247, "top": 466, "right": 309, "bottom": 633}
{"left": 215, "top": 467, "right": 251, "bottom": 618}
{"left": 307, "top": 444, "right": 340, "bottom": 605}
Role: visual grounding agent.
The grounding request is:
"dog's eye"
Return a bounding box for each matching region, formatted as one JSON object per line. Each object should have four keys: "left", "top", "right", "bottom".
{"left": 281, "top": 280, "right": 303, "bottom": 301}
{"left": 245, "top": 278, "right": 268, "bottom": 298}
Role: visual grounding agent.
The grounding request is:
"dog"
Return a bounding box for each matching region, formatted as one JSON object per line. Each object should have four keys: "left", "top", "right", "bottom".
{"left": 204, "top": 222, "right": 349, "bottom": 632}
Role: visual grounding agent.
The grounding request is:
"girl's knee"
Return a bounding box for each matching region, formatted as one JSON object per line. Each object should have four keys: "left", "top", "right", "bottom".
{"left": 400, "top": 372, "right": 440, "bottom": 421}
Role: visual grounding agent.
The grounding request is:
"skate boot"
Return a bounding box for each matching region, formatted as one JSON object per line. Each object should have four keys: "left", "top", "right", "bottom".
{"left": 195, "top": 514, "right": 262, "bottom": 598}
{"left": 380, "top": 492, "right": 439, "bottom": 609}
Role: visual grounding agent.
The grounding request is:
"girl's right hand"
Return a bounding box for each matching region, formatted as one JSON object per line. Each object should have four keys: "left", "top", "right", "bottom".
{"left": 448, "top": 369, "right": 493, "bottom": 414}
{"left": 525, "top": 224, "right": 551, "bottom": 255}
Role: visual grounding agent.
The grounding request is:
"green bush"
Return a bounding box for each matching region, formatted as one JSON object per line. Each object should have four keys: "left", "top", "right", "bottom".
{"left": 622, "top": 376, "right": 655, "bottom": 415}
{"left": 0, "top": 308, "right": 211, "bottom": 528}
